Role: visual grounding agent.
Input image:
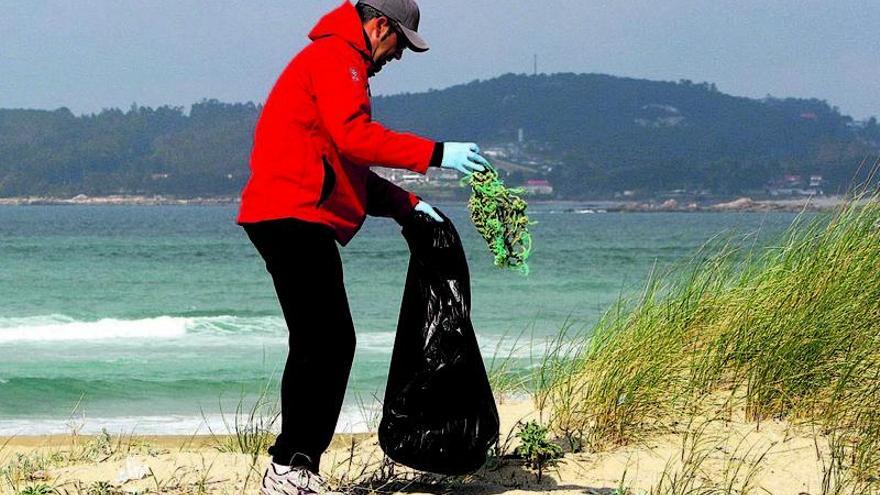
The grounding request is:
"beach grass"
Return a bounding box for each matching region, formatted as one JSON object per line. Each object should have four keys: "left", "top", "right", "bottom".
{"left": 539, "top": 180, "right": 880, "bottom": 490}
{"left": 628, "top": 417, "right": 769, "bottom": 495}
{"left": 204, "top": 384, "right": 279, "bottom": 459}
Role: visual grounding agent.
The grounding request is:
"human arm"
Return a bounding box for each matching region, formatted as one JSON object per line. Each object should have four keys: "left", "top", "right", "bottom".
{"left": 365, "top": 170, "right": 420, "bottom": 223}
{"left": 311, "top": 47, "right": 436, "bottom": 173}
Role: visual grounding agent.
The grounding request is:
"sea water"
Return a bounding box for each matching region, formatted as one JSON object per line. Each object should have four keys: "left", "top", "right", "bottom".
{"left": 0, "top": 204, "right": 801, "bottom": 435}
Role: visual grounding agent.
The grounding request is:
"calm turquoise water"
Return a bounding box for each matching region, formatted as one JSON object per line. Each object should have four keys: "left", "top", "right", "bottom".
{"left": 0, "top": 204, "right": 802, "bottom": 434}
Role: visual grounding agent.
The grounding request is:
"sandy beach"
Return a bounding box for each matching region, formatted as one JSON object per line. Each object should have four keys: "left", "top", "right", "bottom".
{"left": 0, "top": 399, "right": 832, "bottom": 494}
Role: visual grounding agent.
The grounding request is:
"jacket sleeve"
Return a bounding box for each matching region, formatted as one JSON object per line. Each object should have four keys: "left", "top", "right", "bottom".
{"left": 310, "top": 44, "right": 435, "bottom": 174}
{"left": 366, "top": 170, "right": 420, "bottom": 223}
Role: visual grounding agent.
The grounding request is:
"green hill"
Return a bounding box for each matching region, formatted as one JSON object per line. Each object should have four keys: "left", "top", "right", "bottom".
{"left": 374, "top": 73, "right": 879, "bottom": 197}
{"left": 0, "top": 73, "right": 877, "bottom": 198}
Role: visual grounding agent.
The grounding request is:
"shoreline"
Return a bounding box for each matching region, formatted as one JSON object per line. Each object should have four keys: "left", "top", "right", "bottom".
{"left": 0, "top": 194, "right": 850, "bottom": 212}
{"left": 0, "top": 432, "right": 375, "bottom": 450}
{"left": 0, "top": 399, "right": 832, "bottom": 494}
{"left": 0, "top": 399, "right": 534, "bottom": 446}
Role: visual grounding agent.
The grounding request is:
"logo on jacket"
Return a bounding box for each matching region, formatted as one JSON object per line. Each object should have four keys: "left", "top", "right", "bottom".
{"left": 349, "top": 67, "right": 360, "bottom": 82}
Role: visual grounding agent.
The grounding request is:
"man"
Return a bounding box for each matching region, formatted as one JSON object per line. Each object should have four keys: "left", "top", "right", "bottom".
{"left": 237, "top": 1, "right": 490, "bottom": 493}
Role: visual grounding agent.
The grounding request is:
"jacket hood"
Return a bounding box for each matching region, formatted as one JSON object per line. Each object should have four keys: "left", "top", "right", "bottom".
{"left": 308, "top": 2, "right": 370, "bottom": 58}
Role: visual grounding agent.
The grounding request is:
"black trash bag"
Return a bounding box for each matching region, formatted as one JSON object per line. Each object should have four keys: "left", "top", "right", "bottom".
{"left": 378, "top": 209, "right": 500, "bottom": 475}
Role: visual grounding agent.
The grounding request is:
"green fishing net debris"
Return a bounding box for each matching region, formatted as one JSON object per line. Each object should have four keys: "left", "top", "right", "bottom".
{"left": 463, "top": 164, "right": 535, "bottom": 275}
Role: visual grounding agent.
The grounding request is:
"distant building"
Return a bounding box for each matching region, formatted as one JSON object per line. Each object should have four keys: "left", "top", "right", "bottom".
{"left": 483, "top": 146, "right": 514, "bottom": 160}
{"left": 767, "top": 173, "right": 824, "bottom": 196}
{"left": 398, "top": 172, "right": 426, "bottom": 184}
{"left": 374, "top": 166, "right": 458, "bottom": 186}
{"left": 783, "top": 175, "right": 803, "bottom": 186}
{"left": 523, "top": 179, "right": 553, "bottom": 196}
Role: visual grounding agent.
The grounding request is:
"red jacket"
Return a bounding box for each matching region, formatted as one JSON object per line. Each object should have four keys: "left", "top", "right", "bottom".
{"left": 237, "top": 1, "right": 440, "bottom": 245}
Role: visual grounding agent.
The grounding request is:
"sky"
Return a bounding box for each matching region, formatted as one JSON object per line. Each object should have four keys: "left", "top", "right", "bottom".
{"left": 3, "top": 1, "right": 879, "bottom": 119}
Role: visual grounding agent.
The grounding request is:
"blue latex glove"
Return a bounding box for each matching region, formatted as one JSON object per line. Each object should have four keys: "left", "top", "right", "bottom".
{"left": 414, "top": 200, "right": 443, "bottom": 222}
{"left": 441, "top": 142, "right": 490, "bottom": 175}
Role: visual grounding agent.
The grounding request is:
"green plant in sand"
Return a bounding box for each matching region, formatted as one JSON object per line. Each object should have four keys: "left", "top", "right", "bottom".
{"left": 16, "top": 484, "right": 57, "bottom": 495}
{"left": 85, "top": 480, "right": 119, "bottom": 495}
{"left": 2, "top": 452, "right": 61, "bottom": 493}
{"left": 463, "top": 165, "right": 534, "bottom": 275}
{"left": 514, "top": 420, "right": 563, "bottom": 482}
{"left": 206, "top": 388, "right": 279, "bottom": 457}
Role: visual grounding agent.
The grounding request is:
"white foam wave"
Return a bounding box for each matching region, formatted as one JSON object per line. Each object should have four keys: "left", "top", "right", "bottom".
{"left": 0, "top": 315, "right": 190, "bottom": 344}
{"left": 0, "top": 314, "right": 569, "bottom": 359}
{"left": 0, "top": 314, "right": 289, "bottom": 344}
{"left": 357, "top": 330, "right": 557, "bottom": 360}
{"left": 188, "top": 315, "right": 285, "bottom": 335}
{"left": 0, "top": 404, "right": 378, "bottom": 436}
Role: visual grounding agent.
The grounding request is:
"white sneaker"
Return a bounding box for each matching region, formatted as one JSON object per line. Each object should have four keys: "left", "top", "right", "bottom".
{"left": 260, "top": 464, "right": 341, "bottom": 495}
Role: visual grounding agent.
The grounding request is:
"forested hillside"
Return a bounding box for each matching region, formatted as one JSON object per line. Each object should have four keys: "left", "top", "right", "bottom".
{"left": 1, "top": 73, "right": 877, "bottom": 197}
{"left": 375, "top": 73, "right": 879, "bottom": 196}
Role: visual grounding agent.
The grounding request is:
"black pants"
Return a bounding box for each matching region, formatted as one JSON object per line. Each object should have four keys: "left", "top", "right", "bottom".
{"left": 243, "top": 218, "right": 356, "bottom": 473}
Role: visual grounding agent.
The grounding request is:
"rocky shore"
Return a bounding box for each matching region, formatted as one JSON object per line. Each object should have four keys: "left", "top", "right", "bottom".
{"left": 620, "top": 195, "right": 847, "bottom": 212}
{"left": 563, "top": 195, "right": 850, "bottom": 213}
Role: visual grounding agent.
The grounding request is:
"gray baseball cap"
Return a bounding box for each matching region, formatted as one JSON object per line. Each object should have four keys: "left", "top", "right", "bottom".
{"left": 358, "top": 0, "right": 429, "bottom": 52}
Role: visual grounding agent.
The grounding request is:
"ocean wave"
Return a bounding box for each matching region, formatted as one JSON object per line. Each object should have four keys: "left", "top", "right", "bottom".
{"left": 0, "top": 403, "right": 379, "bottom": 436}
{"left": 0, "top": 314, "right": 569, "bottom": 359}
{"left": 0, "top": 314, "right": 284, "bottom": 344}
{"left": 357, "top": 330, "right": 559, "bottom": 360}
{"left": 0, "top": 315, "right": 189, "bottom": 343}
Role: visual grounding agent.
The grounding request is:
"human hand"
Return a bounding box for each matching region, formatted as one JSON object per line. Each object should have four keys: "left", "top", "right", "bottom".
{"left": 440, "top": 142, "right": 489, "bottom": 175}
{"left": 414, "top": 200, "right": 443, "bottom": 222}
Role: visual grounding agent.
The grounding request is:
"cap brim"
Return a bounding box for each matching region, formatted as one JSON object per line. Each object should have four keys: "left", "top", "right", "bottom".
{"left": 398, "top": 23, "right": 429, "bottom": 52}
